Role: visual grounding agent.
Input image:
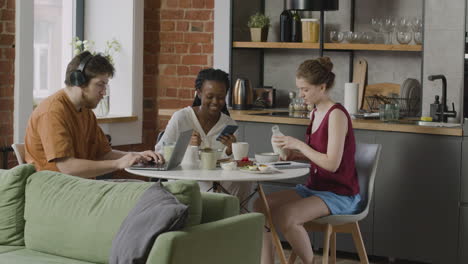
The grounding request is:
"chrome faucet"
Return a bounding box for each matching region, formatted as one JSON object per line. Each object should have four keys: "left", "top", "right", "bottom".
{"left": 428, "top": 74, "right": 456, "bottom": 122}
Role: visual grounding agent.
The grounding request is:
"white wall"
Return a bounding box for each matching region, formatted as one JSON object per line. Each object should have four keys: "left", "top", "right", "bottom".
{"left": 14, "top": 0, "right": 34, "bottom": 143}
{"left": 85, "top": 0, "right": 143, "bottom": 145}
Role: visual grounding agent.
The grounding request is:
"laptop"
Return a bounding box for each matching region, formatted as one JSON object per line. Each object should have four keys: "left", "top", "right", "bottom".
{"left": 130, "top": 129, "right": 193, "bottom": 171}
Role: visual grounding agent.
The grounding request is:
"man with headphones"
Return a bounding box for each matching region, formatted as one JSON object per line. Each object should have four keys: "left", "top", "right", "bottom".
{"left": 24, "top": 51, "right": 163, "bottom": 178}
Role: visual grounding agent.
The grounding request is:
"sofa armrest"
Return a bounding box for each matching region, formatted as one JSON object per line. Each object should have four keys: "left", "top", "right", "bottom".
{"left": 200, "top": 192, "right": 239, "bottom": 223}
{"left": 146, "top": 213, "right": 264, "bottom": 264}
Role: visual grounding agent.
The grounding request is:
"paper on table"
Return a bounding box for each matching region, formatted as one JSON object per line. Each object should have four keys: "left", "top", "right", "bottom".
{"left": 344, "top": 82, "right": 359, "bottom": 115}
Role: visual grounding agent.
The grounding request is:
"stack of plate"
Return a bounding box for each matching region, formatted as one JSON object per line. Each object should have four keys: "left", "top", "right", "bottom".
{"left": 400, "top": 78, "right": 421, "bottom": 116}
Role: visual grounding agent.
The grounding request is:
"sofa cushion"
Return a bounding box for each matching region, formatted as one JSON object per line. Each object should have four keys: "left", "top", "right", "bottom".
{"left": 162, "top": 180, "right": 201, "bottom": 227}
{"left": 0, "top": 165, "right": 36, "bottom": 246}
{"left": 0, "top": 249, "right": 95, "bottom": 264}
{"left": 24, "top": 171, "right": 201, "bottom": 263}
{"left": 0, "top": 245, "right": 24, "bottom": 254}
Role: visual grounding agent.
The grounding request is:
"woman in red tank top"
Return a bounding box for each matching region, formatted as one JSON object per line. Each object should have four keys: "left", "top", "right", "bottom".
{"left": 253, "top": 57, "right": 361, "bottom": 264}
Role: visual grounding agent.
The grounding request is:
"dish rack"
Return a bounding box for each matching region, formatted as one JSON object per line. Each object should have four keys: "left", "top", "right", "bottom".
{"left": 364, "top": 95, "right": 421, "bottom": 117}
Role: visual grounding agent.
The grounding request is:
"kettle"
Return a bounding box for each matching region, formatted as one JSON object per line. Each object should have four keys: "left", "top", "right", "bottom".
{"left": 232, "top": 78, "right": 254, "bottom": 110}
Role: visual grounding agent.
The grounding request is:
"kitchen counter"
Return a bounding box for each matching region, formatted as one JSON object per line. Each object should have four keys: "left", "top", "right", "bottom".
{"left": 158, "top": 108, "right": 463, "bottom": 137}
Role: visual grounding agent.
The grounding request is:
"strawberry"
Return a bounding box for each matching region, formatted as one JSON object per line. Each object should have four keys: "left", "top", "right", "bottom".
{"left": 241, "top": 157, "right": 249, "bottom": 162}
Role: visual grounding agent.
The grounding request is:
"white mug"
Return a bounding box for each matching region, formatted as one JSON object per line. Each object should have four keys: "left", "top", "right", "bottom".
{"left": 232, "top": 142, "right": 249, "bottom": 160}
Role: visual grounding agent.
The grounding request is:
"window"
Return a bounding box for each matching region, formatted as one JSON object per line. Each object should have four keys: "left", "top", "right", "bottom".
{"left": 33, "top": 0, "right": 80, "bottom": 100}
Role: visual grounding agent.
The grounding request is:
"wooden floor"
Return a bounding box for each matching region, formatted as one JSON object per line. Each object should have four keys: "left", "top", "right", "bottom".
{"left": 276, "top": 248, "right": 428, "bottom": 264}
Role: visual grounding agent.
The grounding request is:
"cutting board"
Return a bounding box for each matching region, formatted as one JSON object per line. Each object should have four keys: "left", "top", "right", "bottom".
{"left": 362, "top": 82, "right": 401, "bottom": 111}
{"left": 365, "top": 83, "right": 400, "bottom": 97}
{"left": 352, "top": 58, "right": 368, "bottom": 109}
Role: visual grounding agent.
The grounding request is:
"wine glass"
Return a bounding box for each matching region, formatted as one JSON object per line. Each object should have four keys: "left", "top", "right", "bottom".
{"left": 371, "top": 18, "right": 382, "bottom": 32}
{"left": 414, "top": 31, "right": 423, "bottom": 45}
{"left": 411, "top": 17, "right": 423, "bottom": 32}
{"left": 330, "top": 31, "right": 344, "bottom": 43}
{"left": 381, "top": 17, "right": 396, "bottom": 44}
{"left": 396, "top": 31, "right": 412, "bottom": 45}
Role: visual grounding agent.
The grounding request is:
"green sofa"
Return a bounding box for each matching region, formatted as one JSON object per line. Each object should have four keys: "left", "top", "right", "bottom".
{"left": 0, "top": 165, "right": 264, "bottom": 264}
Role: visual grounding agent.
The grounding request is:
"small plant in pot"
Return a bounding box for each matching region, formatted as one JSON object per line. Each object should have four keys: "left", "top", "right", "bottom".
{"left": 247, "top": 12, "right": 270, "bottom": 42}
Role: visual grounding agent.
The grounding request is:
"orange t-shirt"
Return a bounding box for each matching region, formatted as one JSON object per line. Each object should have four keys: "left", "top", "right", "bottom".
{"left": 25, "top": 89, "right": 112, "bottom": 171}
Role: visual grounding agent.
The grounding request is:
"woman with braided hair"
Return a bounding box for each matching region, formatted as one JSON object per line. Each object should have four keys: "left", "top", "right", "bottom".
{"left": 155, "top": 68, "right": 253, "bottom": 202}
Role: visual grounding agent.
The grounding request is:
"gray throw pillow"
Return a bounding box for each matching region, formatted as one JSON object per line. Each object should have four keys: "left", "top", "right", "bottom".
{"left": 109, "top": 182, "right": 188, "bottom": 264}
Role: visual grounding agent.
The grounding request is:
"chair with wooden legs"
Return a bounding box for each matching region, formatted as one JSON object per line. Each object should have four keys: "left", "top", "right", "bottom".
{"left": 288, "top": 143, "right": 382, "bottom": 264}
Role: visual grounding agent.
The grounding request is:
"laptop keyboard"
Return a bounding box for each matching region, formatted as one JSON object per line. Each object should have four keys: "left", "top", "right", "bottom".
{"left": 131, "top": 162, "right": 167, "bottom": 170}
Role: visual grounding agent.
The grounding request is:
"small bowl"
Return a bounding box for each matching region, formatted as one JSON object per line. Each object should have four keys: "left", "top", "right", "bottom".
{"left": 257, "top": 164, "right": 270, "bottom": 172}
{"left": 255, "top": 152, "right": 280, "bottom": 163}
{"left": 220, "top": 161, "right": 237, "bottom": 171}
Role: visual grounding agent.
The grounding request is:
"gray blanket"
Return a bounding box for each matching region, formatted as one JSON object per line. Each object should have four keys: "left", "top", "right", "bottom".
{"left": 109, "top": 182, "right": 188, "bottom": 264}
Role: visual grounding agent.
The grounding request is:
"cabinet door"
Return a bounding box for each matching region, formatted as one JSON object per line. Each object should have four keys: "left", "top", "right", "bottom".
{"left": 460, "top": 206, "right": 468, "bottom": 264}
{"left": 374, "top": 132, "right": 461, "bottom": 264}
{"left": 461, "top": 139, "right": 468, "bottom": 203}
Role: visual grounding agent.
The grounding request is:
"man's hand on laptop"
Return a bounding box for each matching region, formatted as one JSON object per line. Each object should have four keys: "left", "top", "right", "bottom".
{"left": 116, "top": 151, "right": 164, "bottom": 169}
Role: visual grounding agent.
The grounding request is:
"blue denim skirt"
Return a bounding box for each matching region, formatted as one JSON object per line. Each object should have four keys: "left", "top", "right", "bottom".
{"left": 295, "top": 184, "right": 362, "bottom": 215}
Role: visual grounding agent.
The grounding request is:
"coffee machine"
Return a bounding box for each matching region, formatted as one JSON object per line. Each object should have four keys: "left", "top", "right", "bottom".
{"left": 232, "top": 78, "right": 254, "bottom": 110}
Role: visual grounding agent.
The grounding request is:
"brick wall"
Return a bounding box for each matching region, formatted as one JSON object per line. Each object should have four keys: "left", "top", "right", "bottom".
{"left": 0, "top": 0, "right": 215, "bottom": 171}
{"left": 0, "top": 0, "right": 16, "bottom": 168}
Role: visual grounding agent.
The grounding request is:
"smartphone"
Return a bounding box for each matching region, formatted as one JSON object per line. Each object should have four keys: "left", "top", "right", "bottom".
{"left": 216, "top": 125, "right": 238, "bottom": 141}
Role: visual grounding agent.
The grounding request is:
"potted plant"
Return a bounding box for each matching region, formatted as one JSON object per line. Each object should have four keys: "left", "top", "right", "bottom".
{"left": 247, "top": 12, "right": 270, "bottom": 42}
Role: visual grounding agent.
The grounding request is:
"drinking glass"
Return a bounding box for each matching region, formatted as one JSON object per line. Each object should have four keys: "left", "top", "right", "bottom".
{"left": 396, "top": 31, "right": 412, "bottom": 45}
{"left": 414, "top": 31, "right": 423, "bottom": 45}
{"left": 95, "top": 95, "right": 110, "bottom": 117}
{"left": 371, "top": 17, "right": 382, "bottom": 32}
{"left": 411, "top": 17, "right": 423, "bottom": 32}
{"left": 330, "top": 31, "right": 344, "bottom": 43}
{"left": 381, "top": 17, "right": 396, "bottom": 44}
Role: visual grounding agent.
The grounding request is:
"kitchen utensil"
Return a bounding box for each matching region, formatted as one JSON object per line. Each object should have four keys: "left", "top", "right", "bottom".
{"left": 352, "top": 58, "right": 368, "bottom": 109}
{"left": 232, "top": 78, "right": 254, "bottom": 110}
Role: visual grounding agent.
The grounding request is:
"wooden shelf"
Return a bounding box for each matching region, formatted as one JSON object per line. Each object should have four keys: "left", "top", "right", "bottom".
{"left": 232, "top": 41, "right": 422, "bottom": 52}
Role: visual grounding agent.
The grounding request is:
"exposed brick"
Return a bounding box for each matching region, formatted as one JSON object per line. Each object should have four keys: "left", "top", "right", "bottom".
{"left": 158, "top": 76, "right": 180, "bottom": 89}
{"left": 0, "top": 34, "right": 14, "bottom": 46}
{"left": 165, "top": 0, "right": 178, "bottom": 8}
{"left": 6, "top": 0, "right": 14, "bottom": 9}
{"left": 0, "top": 111, "right": 11, "bottom": 124}
{"left": 0, "top": 61, "right": 12, "bottom": 73}
{"left": 189, "top": 44, "right": 202, "bottom": 53}
{"left": 160, "top": 32, "right": 184, "bottom": 43}
{"left": 0, "top": 9, "right": 14, "bottom": 21}
{"left": 178, "top": 88, "right": 193, "bottom": 99}
{"left": 177, "top": 66, "right": 189, "bottom": 76}
{"left": 184, "top": 32, "right": 212, "bottom": 43}
{"left": 158, "top": 54, "right": 180, "bottom": 64}
{"left": 166, "top": 88, "right": 177, "bottom": 97}
{"left": 189, "top": 65, "right": 203, "bottom": 75}
{"left": 204, "top": 21, "right": 214, "bottom": 33}
{"left": 161, "top": 10, "right": 184, "bottom": 20}
{"left": 144, "top": 64, "right": 157, "bottom": 75}
{"left": 174, "top": 43, "right": 188, "bottom": 53}
{"left": 0, "top": 124, "right": 13, "bottom": 136}
{"left": 0, "top": 99, "right": 13, "bottom": 111}
{"left": 4, "top": 21, "right": 14, "bottom": 34}
{"left": 0, "top": 0, "right": 6, "bottom": 8}
{"left": 179, "top": 0, "right": 191, "bottom": 8}
{"left": 160, "top": 21, "right": 175, "bottom": 31}
{"left": 162, "top": 65, "right": 177, "bottom": 75}
{"left": 146, "top": 20, "right": 160, "bottom": 31}
{"left": 190, "top": 22, "right": 204, "bottom": 32}
{"left": 160, "top": 43, "right": 175, "bottom": 53}
{"left": 202, "top": 44, "right": 213, "bottom": 53}
{"left": 184, "top": 10, "right": 211, "bottom": 21}
{"left": 0, "top": 86, "right": 13, "bottom": 97}
{"left": 180, "top": 77, "right": 195, "bottom": 88}
{"left": 182, "top": 54, "right": 207, "bottom": 65}
{"left": 205, "top": 0, "right": 214, "bottom": 9}
{"left": 192, "top": 0, "right": 205, "bottom": 8}
{"left": 3, "top": 47, "right": 14, "bottom": 60}
{"left": 176, "top": 21, "right": 189, "bottom": 32}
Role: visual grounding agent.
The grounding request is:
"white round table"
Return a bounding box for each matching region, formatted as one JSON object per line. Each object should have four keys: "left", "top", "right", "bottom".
{"left": 125, "top": 163, "right": 308, "bottom": 182}
{"left": 125, "top": 164, "right": 309, "bottom": 264}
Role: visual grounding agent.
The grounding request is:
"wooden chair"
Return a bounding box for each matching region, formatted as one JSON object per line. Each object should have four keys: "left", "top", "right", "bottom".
{"left": 289, "top": 143, "right": 382, "bottom": 264}
{"left": 11, "top": 143, "right": 26, "bottom": 165}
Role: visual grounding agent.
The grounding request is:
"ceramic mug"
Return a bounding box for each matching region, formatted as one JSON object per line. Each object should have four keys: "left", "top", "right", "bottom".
{"left": 232, "top": 142, "right": 249, "bottom": 160}
{"left": 200, "top": 149, "right": 217, "bottom": 170}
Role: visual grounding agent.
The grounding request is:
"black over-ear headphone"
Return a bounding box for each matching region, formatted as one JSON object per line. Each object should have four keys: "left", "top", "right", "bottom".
{"left": 70, "top": 54, "right": 93, "bottom": 86}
